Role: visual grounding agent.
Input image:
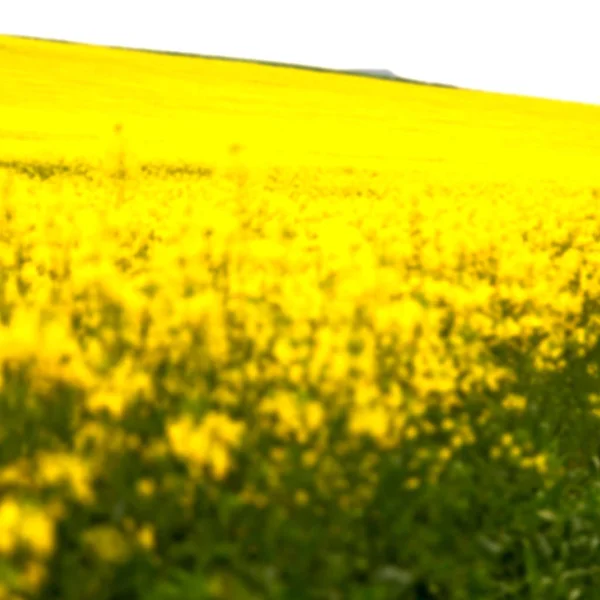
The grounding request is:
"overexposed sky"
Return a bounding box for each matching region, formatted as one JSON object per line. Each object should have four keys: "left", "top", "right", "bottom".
{"left": 2, "top": 0, "right": 599, "bottom": 105}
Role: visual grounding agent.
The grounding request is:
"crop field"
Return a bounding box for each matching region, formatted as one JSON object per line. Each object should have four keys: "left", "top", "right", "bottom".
{"left": 3, "top": 34, "right": 600, "bottom": 599}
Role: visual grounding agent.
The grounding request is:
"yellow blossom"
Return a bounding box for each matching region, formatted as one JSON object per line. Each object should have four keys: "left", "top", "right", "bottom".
{"left": 136, "top": 525, "right": 156, "bottom": 550}
{"left": 502, "top": 394, "right": 527, "bottom": 412}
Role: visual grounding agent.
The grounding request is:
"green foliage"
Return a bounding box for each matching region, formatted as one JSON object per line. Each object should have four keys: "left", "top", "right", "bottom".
{"left": 7, "top": 348, "right": 597, "bottom": 600}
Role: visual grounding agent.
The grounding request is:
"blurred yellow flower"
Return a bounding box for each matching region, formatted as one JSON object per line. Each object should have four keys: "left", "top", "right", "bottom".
{"left": 136, "top": 479, "right": 156, "bottom": 498}
{"left": 19, "top": 510, "right": 55, "bottom": 556}
{"left": 295, "top": 490, "right": 309, "bottom": 506}
{"left": 82, "top": 526, "right": 130, "bottom": 564}
{"left": 502, "top": 394, "right": 527, "bottom": 412}
{"left": 405, "top": 478, "right": 421, "bottom": 490}
{"left": 137, "top": 525, "right": 156, "bottom": 550}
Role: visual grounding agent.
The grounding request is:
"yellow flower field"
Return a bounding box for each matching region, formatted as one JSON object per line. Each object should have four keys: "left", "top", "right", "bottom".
{"left": 2, "top": 34, "right": 600, "bottom": 599}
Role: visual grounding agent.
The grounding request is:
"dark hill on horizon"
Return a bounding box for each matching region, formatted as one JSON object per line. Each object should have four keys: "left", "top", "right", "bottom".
{"left": 343, "top": 68, "right": 458, "bottom": 89}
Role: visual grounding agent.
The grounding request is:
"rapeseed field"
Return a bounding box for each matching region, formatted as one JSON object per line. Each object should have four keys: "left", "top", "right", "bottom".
{"left": 2, "top": 34, "right": 600, "bottom": 599}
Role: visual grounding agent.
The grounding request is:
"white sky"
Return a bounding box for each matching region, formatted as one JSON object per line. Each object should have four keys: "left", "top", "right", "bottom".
{"left": 2, "top": 0, "right": 599, "bottom": 105}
